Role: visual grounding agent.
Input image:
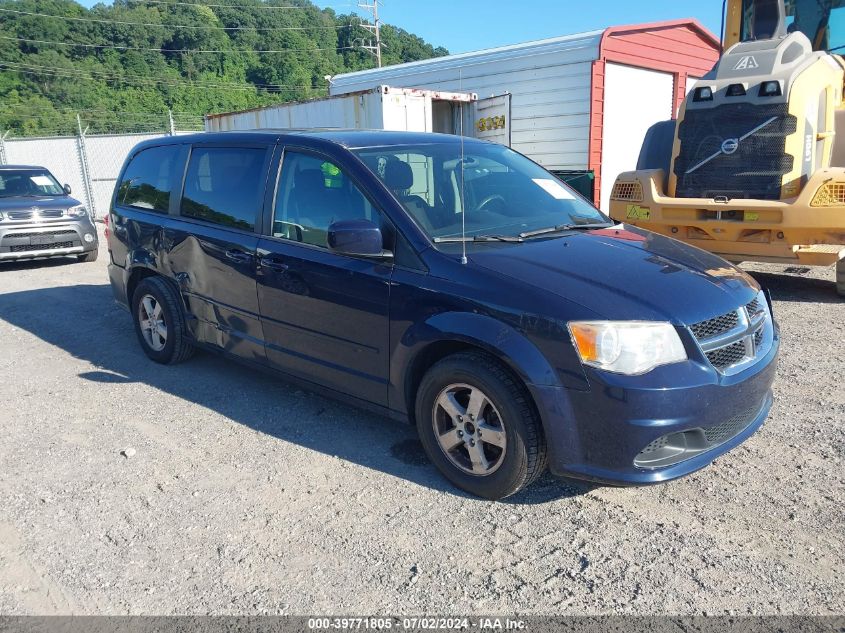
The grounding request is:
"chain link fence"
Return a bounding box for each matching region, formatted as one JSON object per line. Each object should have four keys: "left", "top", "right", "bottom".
{"left": 0, "top": 112, "right": 204, "bottom": 218}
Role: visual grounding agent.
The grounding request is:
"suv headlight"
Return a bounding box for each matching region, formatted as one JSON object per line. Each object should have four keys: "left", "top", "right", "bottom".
{"left": 67, "top": 205, "right": 88, "bottom": 218}
{"left": 568, "top": 321, "right": 687, "bottom": 375}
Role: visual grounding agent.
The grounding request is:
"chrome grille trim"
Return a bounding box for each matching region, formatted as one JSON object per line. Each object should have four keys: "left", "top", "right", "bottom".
{"left": 689, "top": 290, "right": 772, "bottom": 375}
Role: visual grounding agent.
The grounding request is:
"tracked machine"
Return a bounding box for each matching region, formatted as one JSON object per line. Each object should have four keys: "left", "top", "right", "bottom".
{"left": 609, "top": 0, "right": 845, "bottom": 295}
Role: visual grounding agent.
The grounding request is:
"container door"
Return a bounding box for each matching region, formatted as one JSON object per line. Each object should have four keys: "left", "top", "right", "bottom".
{"left": 469, "top": 94, "right": 512, "bottom": 147}
{"left": 601, "top": 63, "right": 674, "bottom": 212}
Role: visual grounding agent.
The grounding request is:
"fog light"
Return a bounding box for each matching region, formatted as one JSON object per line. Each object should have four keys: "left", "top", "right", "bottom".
{"left": 83, "top": 233, "right": 95, "bottom": 243}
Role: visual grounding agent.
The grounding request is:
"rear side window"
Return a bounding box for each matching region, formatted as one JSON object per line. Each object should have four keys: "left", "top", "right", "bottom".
{"left": 181, "top": 146, "right": 267, "bottom": 231}
{"left": 118, "top": 145, "right": 180, "bottom": 213}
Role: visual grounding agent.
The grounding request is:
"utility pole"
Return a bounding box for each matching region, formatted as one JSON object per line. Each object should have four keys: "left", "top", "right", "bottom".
{"left": 357, "top": 0, "right": 382, "bottom": 67}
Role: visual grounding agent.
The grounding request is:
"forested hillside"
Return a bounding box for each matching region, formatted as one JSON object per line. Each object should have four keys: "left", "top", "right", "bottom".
{"left": 0, "top": 0, "right": 448, "bottom": 135}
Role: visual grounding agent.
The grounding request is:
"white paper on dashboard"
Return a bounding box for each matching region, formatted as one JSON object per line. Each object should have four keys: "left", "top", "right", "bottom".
{"left": 30, "top": 176, "right": 53, "bottom": 186}
{"left": 532, "top": 178, "right": 575, "bottom": 200}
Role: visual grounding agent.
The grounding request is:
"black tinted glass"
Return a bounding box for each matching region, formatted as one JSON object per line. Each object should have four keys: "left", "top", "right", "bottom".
{"left": 273, "top": 152, "right": 379, "bottom": 248}
{"left": 181, "top": 146, "right": 267, "bottom": 231}
{"left": 0, "top": 169, "right": 64, "bottom": 197}
{"left": 119, "top": 145, "right": 179, "bottom": 213}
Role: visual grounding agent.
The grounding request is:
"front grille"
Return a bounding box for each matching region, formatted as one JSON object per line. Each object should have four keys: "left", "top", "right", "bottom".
{"left": 611, "top": 181, "right": 643, "bottom": 202}
{"left": 2, "top": 230, "right": 77, "bottom": 241}
{"left": 634, "top": 396, "right": 769, "bottom": 470}
{"left": 690, "top": 311, "right": 739, "bottom": 340}
{"left": 7, "top": 210, "right": 34, "bottom": 220}
{"left": 706, "top": 340, "right": 748, "bottom": 370}
{"left": 811, "top": 182, "right": 845, "bottom": 207}
{"left": 689, "top": 291, "right": 772, "bottom": 374}
{"left": 10, "top": 240, "right": 76, "bottom": 252}
{"left": 674, "top": 103, "right": 796, "bottom": 200}
{"left": 703, "top": 402, "right": 763, "bottom": 444}
{"left": 640, "top": 435, "right": 670, "bottom": 455}
{"left": 39, "top": 209, "right": 64, "bottom": 218}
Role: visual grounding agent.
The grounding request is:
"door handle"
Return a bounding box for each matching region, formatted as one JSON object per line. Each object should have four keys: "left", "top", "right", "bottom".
{"left": 259, "top": 256, "right": 289, "bottom": 272}
{"left": 224, "top": 249, "right": 252, "bottom": 264}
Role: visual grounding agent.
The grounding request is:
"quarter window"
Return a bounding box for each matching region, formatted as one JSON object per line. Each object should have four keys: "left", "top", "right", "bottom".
{"left": 273, "top": 152, "right": 380, "bottom": 248}
{"left": 118, "top": 145, "right": 180, "bottom": 213}
{"left": 181, "top": 146, "right": 267, "bottom": 231}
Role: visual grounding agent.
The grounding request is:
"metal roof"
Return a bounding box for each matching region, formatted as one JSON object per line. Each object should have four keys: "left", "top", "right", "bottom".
{"left": 329, "top": 29, "right": 605, "bottom": 92}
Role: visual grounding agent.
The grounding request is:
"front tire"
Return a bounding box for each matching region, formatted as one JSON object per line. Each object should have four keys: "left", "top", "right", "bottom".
{"left": 837, "top": 258, "right": 845, "bottom": 298}
{"left": 415, "top": 352, "right": 547, "bottom": 500}
{"left": 131, "top": 276, "right": 195, "bottom": 365}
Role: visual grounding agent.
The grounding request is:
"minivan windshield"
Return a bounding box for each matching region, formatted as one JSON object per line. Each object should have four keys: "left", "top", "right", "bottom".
{"left": 353, "top": 142, "right": 609, "bottom": 243}
{"left": 0, "top": 169, "right": 64, "bottom": 198}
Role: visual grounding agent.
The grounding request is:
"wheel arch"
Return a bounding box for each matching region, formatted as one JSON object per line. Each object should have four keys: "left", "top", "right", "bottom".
{"left": 126, "top": 266, "right": 161, "bottom": 307}
{"left": 397, "top": 312, "right": 562, "bottom": 425}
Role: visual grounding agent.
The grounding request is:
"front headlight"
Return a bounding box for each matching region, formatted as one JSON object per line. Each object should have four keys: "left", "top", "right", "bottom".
{"left": 568, "top": 321, "right": 687, "bottom": 375}
{"left": 67, "top": 205, "right": 88, "bottom": 218}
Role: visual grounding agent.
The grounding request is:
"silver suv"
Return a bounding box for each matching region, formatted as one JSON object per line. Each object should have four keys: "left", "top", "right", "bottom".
{"left": 0, "top": 165, "right": 99, "bottom": 263}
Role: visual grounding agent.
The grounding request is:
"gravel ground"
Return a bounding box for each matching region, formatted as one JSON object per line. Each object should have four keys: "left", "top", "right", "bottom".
{"left": 0, "top": 229, "right": 842, "bottom": 616}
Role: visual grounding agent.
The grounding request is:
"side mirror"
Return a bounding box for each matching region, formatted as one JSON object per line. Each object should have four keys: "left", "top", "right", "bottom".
{"left": 328, "top": 219, "right": 392, "bottom": 259}
{"left": 63, "top": 184, "right": 72, "bottom": 195}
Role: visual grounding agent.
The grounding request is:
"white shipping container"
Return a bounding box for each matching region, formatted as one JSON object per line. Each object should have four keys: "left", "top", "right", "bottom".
{"left": 205, "top": 86, "right": 487, "bottom": 136}
{"left": 327, "top": 21, "right": 721, "bottom": 209}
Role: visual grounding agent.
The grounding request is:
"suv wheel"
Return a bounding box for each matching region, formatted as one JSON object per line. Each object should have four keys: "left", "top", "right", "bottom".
{"left": 131, "top": 277, "right": 195, "bottom": 364}
{"left": 415, "top": 352, "right": 547, "bottom": 500}
{"left": 837, "top": 258, "right": 845, "bottom": 297}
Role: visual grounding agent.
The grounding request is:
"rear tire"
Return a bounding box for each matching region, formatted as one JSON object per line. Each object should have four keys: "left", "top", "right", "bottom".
{"left": 77, "top": 250, "right": 99, "bottom": 263}
{"left": 415, "top": 351, "right": 547, "bottom": 500}
{"left": 837, "top": 258, "right": 845, "bottom": 298}
{"left": 131, "top": 276, "right": 195, "bottom": 365}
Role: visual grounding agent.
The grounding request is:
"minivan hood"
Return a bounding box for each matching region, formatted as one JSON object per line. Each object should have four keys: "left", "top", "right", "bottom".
{"left": 0, "top": 195, "right": 80, "bottom": 210}
{"left": 469, "top": 225, "right": 760, "bottom": 324}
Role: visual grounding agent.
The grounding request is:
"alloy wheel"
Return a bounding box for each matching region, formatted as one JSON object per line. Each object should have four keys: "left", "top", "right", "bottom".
{"left": 138, "top": 294, "right": 167, "bottom": 352}
{"left": 432, "top": 383, "right": 507, "bottom": 476}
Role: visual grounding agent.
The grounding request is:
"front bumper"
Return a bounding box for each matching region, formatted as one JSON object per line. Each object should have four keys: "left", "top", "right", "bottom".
{"left": 529, "top": 326, "right": 779, "bottom": 486}
{"left": 609, "top": 169, "right": 845, "bottom": 266}
{"left": 0, "top": 219, "right": 98, "bottom": 260}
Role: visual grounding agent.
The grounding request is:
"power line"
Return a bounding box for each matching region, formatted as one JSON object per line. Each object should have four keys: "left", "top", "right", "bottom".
{"left": 0, "top": 34, "right": 355, "bottom": 54}
{"left": 356, "top": 0, "right": 381, "bottom": 67}
{"left": 0, "top": 60, "right": 329, "bottom": 91}
{"left": 0, "top": 103, "right": 203, "bottom": 118}
{"left": 0, "top": 7, "right": 357, "bottom": 32}
{"left": 125, "top": 0, "right": 355, "bottom": 10}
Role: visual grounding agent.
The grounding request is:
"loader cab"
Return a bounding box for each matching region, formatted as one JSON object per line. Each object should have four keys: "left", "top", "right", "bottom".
{"left": 725, "top": 0, "right": 845, "bottom": 52}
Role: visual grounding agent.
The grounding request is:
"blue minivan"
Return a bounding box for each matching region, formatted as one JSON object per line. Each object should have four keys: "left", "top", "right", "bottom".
{"left": 107, "top": 130, "right": 779, "bottom": 499}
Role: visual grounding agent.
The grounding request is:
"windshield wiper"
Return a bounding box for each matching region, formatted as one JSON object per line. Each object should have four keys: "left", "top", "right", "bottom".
{"left": 434, "top": 234, "right": 524, "bottom": 244}
{"left": 519, "top": 222, "right": 613, "bottom": 239}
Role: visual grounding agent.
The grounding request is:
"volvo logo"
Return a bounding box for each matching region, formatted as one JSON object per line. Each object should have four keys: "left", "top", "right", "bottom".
{"left": 721, "top": 138, "right": 740, "bottom": 155}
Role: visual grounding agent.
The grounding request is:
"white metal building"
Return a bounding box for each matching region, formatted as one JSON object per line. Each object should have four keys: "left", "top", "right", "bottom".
{"left": 328, "top": 20, "right": 720, "bottom": 210}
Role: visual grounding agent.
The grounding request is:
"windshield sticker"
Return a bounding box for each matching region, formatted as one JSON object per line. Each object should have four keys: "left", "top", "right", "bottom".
{"left": 532, "top": 178, "right": 575, "bottom": 200}
{"left": 30, "top": 176, "right": 53, "bottom": 186}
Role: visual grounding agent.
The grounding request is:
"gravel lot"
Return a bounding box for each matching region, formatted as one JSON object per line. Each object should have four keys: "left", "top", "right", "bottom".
{"left": 0, "top": 228, "right": 842, "bottom": 616}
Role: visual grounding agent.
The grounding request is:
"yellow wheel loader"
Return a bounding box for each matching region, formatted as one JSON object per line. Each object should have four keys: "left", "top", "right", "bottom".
{"left": 609, "top": 0, "right": 845, "bottom": 296}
